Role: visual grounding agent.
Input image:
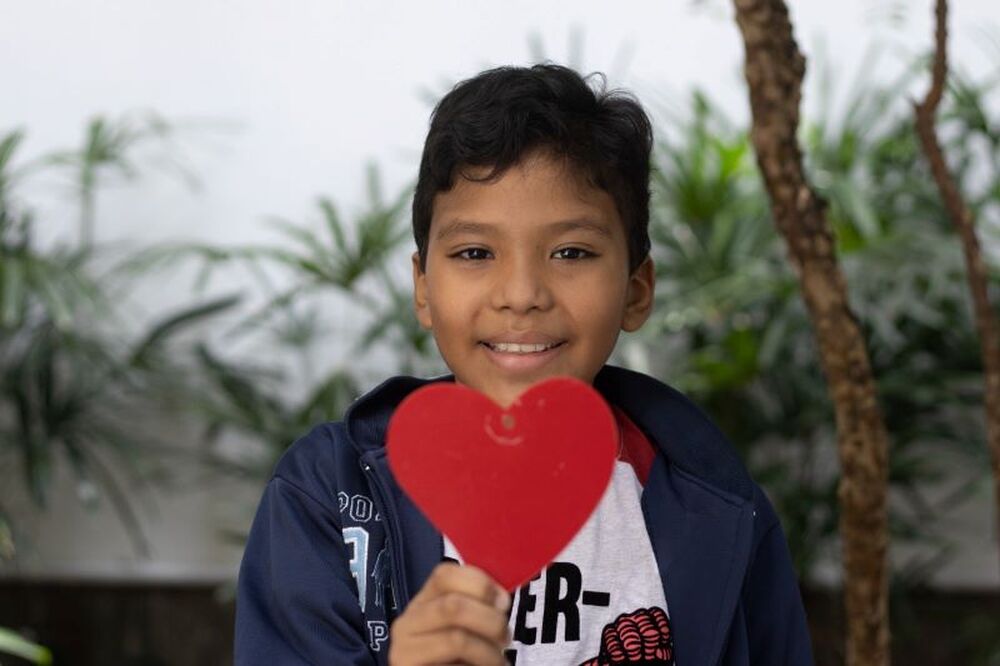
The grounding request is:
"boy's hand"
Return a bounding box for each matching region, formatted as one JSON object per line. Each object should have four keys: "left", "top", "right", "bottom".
{"left": 388, "top": 562, "right": 512, "bottom": 666}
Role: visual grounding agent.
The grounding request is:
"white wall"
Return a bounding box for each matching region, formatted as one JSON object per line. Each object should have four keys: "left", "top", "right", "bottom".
{"left": 1, "top": 0, "right": 999, "bottom": 587}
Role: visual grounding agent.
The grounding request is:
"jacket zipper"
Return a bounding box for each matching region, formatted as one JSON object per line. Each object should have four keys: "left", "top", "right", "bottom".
{"left": 360, "top": 453, "right": 412, "bottom": 611}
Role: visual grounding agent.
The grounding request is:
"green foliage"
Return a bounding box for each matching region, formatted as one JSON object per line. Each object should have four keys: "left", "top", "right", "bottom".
{"left": 0, "top": 627, "right": 52, "bottom": 665}
{"left": 192, "top": 344, "right": 359, "bottom": 481}
{"left": 641, "top": 56, "right": 1000, "bottom": 581}
{"left": 120, "top": 163, "right": 435, "bottom": 516}
{"left": 0, "top": 119, "right": 237, "bottom": 559}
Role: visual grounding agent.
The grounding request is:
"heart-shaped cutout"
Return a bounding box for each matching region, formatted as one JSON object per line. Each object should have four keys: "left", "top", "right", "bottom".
{"left": 387, "top": 377, "right": 617, "bottom": 591}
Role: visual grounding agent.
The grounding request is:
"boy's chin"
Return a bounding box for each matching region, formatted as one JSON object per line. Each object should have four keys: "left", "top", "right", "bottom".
{"left": 487, "top": 385, "right": 529, "bottom": 409}
{"left": 462, "top": 375, "right": 576, "bottom": 409}
{"left": 449, "top": 376, "right": 515, "bottom": 407}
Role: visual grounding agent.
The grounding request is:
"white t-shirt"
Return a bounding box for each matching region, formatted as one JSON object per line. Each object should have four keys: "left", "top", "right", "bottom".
{"left": 443, "top": 408, "right": 675, "bottom": 665}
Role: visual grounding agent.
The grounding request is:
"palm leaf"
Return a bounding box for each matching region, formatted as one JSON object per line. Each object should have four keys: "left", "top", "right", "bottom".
{"left": 0, "top": 628, "right": 52, "bottom": 665}
{"left": 129, "top": 293, "right": 242, "bottom": 367}
{"left": 319, "top": 196, "right": 349, "bottom": 253}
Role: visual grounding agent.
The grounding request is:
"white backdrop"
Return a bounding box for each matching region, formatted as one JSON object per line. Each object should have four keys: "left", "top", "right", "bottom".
{"left": 1, "top": 0, "right": 999, "bottom": 587}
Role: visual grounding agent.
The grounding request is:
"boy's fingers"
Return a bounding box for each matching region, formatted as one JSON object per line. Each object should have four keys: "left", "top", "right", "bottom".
{"left": 396, "top": 629, "right": 507, "bottom": 666}
{"left": 404, "top": 592, "right": 511, "bottom": 646}
{"left": 391, "top": 562, "right": 512, "bottom": 665}
{"left": 413, "top": 562, "right": 510, "bottom": 611}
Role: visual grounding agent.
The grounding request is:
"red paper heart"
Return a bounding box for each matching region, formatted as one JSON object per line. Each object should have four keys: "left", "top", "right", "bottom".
{"left": 387, "top": 377, "right": 617, "bottom": 591}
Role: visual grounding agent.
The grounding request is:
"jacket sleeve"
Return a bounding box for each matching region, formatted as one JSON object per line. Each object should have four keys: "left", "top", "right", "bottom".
{"left": 235, "top": 475, "right": 376, "bottom": 665}
{"left": 743, "top": 498, "right": 815, "bottom": 665}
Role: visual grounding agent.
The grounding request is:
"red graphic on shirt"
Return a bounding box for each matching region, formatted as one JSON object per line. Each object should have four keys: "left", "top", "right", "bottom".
{"left": 578, "top": 607, "right": 674, "bottom": 665}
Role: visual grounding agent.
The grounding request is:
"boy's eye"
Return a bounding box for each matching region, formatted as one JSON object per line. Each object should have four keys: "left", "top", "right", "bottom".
{"left": 552, "top": 247, "right": 595, "bottom": 260}
{"left": 453, "top": 247, "right": 492, "bottom": 261}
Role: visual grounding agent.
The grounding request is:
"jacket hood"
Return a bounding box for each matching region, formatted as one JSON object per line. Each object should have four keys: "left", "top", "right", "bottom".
{"left": 343, "top": 364, "right": 753, "bottom": 502}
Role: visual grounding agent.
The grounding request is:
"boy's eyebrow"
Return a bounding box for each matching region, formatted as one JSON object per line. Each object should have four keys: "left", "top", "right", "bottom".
{"left": 435, "top": 217, "right": 613, "bottom": 241}
{"left": 546, "top": 218, "right": 613, "bottom": 238}
{"left": 435, "top": 219, "right": 496, "bottom": 241}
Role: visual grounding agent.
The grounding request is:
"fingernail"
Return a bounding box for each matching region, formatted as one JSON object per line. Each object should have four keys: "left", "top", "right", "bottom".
{"left": 495, "top": 588, "right": 511, "bottom": 611}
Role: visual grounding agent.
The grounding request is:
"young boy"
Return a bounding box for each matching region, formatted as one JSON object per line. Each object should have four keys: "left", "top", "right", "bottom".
{"left": 234, "top": 64, "right": 813, "bottom": 665}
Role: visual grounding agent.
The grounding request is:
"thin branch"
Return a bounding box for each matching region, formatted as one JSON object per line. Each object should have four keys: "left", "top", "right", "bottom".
{"left": 914, "top": 0, "right": 1000, "bottom": 575}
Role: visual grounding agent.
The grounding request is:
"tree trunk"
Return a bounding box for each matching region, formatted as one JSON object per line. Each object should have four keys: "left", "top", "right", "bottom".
{"left": 730, "top": 1, "right": 892, "bottom": 664}
{"left": 914, "top": 0, "right": 1000, "bottom": 574}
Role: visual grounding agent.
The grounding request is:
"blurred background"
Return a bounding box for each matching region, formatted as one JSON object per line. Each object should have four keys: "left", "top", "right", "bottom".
{"left": 1, "top": 0, "right": 999, "bottom": 663}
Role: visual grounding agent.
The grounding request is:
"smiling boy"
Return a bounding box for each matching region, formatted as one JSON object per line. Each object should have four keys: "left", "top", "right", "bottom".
{"left": 412, "top": 153, "right": 652, "bottom": 409}
{"left": 235, "top": 64, "right": 813, "bottom": 665}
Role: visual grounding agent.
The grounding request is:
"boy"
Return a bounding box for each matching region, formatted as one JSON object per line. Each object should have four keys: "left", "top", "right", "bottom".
{"left": 235, "top": 64, "right": 813, "bottom": 665}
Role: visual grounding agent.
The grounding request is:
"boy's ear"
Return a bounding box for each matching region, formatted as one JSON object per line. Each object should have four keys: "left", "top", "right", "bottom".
{"left": 411, "top": 251, "right": 433, "bottom": 330}
{"left": 622, "top": 256, "right": 655, "bottom": 333}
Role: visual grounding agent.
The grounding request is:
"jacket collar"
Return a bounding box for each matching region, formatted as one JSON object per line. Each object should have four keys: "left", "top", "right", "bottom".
{"left": 592, "top": 365, "right": 753, "bottom": 502}
{"left": 343, "top": 364, "right": 753, "bottom": 501}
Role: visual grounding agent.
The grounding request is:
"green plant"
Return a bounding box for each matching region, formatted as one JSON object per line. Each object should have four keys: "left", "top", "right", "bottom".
{"left": 0, "top": 117, "right": 237, "bottom": 560}
{"left": 0, "top": 627, "right": 51, "bottom": 665}
{"left": 133, "top": 163, "right": 432, "bottom": 372}
{"left": 632, "top": 52, "right": 999, "bottom": 582}
{"left": 122, "top": 164, "right": 439, "bottom": 542}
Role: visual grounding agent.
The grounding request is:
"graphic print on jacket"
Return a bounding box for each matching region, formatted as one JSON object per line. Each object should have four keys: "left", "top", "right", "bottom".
{"left": 337, "top": 489, "right": 396, "bottom": 654}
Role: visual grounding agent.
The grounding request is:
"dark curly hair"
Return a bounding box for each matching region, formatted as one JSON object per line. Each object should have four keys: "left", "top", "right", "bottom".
{"left": 412, "top": 64, "right": 653, "bottom": 274}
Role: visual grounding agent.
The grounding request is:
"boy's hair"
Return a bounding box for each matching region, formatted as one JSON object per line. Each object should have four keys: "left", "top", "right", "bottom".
{"left": 412, "top": 63, "right": 653, "bottom": 274}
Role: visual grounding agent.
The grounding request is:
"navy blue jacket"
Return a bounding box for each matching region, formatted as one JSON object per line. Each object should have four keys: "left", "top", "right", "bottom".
{"left": 235, "top": 365, "right": 814, "bottom": 665}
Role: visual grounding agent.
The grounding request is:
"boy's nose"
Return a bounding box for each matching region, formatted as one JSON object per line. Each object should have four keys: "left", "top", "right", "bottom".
{"left": 490, "top": 256, "right": 554, "bottom": 314}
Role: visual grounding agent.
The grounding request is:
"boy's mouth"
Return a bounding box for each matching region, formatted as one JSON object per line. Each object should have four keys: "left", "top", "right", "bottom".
{"left": 478, "top": 339, "right": 567, "bottom": 373}
{"left": 480, "top": 341, "right": 565, "bottom": 354}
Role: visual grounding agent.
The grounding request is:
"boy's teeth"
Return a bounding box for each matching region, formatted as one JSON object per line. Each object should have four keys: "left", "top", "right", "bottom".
{"left": 488, "top": 342, "right": 559, "bottom": 353}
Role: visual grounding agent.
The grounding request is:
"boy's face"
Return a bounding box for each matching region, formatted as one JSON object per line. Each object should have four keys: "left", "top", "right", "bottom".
{"left": 412, "top": 151, "right": 655, "bottom": 408}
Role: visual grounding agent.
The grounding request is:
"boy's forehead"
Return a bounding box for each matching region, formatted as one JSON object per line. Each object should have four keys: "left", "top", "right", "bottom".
{"left": 430, "top": 156, "right": 622, "bottom": 239}
{"left": 433, "top": 217, "right": 614, "bottom": 243}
